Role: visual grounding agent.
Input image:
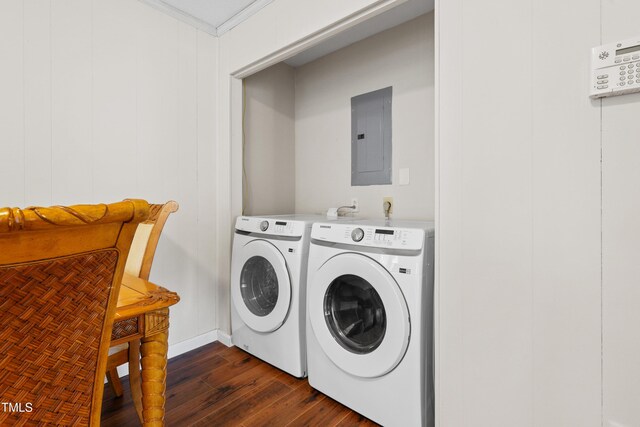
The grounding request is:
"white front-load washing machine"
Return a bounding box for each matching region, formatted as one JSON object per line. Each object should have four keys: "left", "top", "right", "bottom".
{"left": 231, "top": 214, "right": 341, "bottom": 378}
{"left": 306, "top": 220, "right": 435, "bottom": 426}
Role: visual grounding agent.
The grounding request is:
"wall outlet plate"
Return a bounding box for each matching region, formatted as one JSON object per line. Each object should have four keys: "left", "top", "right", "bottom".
{"left": 351, "top": 198, "right": 359, "bottom": 212}
{"left": 383, "top": 196, "right": 393, "bottom": 215}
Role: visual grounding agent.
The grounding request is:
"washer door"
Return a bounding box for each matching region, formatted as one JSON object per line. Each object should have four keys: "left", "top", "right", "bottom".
{"left": 308, "top": 253, "right": 410, "bottom": 378}
{"left": 232, "top": 240, "right": 291, "bottom": 333}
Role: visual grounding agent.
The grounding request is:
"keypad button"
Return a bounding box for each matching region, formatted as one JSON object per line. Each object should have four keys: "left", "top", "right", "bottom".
{"left": 597, "top": 80, "right": 608, "bottom": 84}
{"left": 615, "top": 59, "right": 623, "bottom": 63}
{"left": 620, "top": 82, "right": 626, "bottom": 86}
{"left": 634, "top": 55, "right": 640, "bottom": 59}
{"left": 621, "top": 76, "right": 626, "bottom": 81}
{"left": 621, "top": 71, "right": 626, "bottom": 75}
{"left": 629, "top": 70, "right": 634, "bottom": 74}
{"left": 620, "top": 66, "right": 626, "bottom": 70}
{"left": 637, "top": 63, "right": 640, "bottom": 67}
{"left": 598, "top": 85, "right": 608, "bottom": 89}
{"left": 637, "top": 79, "right": 640, "bottom": 83}
{"left": 629, "top": 64, "right": 635, "bottom": 69}
{"left": 624, "top": 56, "right": 631, "bottom": 61}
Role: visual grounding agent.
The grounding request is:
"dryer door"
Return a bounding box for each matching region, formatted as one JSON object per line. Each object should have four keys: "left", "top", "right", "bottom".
{"left": 308, "top": 253, "right": 410, "bottom": 378}
{"left": 232, "top": 239, "right": 292, "bottom": 333}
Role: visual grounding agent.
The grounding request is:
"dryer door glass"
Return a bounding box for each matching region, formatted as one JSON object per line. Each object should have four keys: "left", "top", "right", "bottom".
{"left": 240, "top": 256, "right": 279, "bottom": 317}
{"left": 324, "top": 274, "right": 386, "bottom": 354}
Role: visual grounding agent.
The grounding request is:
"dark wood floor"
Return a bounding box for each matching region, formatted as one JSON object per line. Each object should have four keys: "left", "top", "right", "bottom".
{"left": 101, "top": 342, "right": 378, "bottom": 426}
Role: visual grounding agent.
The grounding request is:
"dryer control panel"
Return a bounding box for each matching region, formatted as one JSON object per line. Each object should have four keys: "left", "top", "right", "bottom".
{"left": 311, "top": 223, "right": 424, "bottom": 250}
{"left": 236, "top": 217, "right": 305, "bottom": 237}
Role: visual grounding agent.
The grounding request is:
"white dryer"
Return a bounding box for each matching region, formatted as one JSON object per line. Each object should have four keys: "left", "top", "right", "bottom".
{"left": 306, "top": 220, "right": 435, "bottom": 427}
{"left": 231, "top": 214, "right": 338, "bottom": 378}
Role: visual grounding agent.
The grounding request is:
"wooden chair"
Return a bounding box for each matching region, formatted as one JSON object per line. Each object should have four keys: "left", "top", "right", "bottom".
{"left": 106, "top": 202, "right": 178, "bottom": 407}
{"left": 0, "top": 200, "right": 149, "bottom": 426}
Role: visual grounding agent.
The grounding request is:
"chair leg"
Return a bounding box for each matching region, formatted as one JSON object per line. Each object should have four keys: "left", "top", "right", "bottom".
{"left": 106, "top": 368, "right": 124, "bottom": 398}
{"left": 128, "top": 339, "right": 144, "bottom": 424}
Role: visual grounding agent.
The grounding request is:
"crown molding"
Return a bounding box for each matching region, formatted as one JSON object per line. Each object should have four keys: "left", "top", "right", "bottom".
{"left": 137, "top": 0, "right": 218, "bottom": 36}
{"left": 216, "top": 0, "right": 275, "bottom": 36}
{"left": 137, "top": 0, "right": 274, "bottom": 38}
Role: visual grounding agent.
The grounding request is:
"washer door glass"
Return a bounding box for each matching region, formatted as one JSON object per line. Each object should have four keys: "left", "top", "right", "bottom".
{"left": 241, "top": 256, "right": 279, "bottom": 317}
{"left": 324, "top": 274, "right": 386, "bottom": 354}
{"left": 308, "top": 253, "right": 410, "bottom": 378}
{"left": 231, "top": 239, "right": 292, "bottom": 333}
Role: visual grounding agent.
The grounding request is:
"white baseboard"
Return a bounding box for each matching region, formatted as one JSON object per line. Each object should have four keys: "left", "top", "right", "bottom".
{"left": 217, "top": 330, "right": 233, "bottom": 347}
{"left": 167, "top": 330, "right": 219, "bottom": 359}
{"left": 114, "top": 329, "right": 230, "bottom": 378}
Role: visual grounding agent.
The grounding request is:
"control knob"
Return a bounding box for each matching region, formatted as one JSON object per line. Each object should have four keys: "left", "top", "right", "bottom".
{"left": 351, "top": 228, "right": 364, "bottom": 242}
{"left": 260, "top": 220, "right": 269, "bottom": 231}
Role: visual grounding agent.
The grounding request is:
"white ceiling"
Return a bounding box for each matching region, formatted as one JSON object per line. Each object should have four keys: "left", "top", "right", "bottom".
{"left": 162, "top": 0, "right": 256, "bottom": 28}
{"left": 142, "top": 0, "right": 269, "bottom": 35}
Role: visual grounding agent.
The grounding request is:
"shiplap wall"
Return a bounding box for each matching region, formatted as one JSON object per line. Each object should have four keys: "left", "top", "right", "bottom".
{"left": 438, "top": 0, "right": 640, "bottom": 426}
{"left": 601, "top": 1, "right": 640, "bottom": 424}
{"left": 0, "top": 0, "right": 218, "bottom": 348}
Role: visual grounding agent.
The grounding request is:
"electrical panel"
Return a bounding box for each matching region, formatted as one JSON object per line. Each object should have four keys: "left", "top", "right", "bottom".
{"left": 351, "top": 87, "right": 392, "bottom": 186}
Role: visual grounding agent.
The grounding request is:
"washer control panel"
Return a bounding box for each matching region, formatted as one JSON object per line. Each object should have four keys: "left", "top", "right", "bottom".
{"left": 236, "top": 217, "right": 305, "bottom": 237}
{"left": 591, "top": 36, "right": 640, "bottom": 98}
{"left": 312, "top": 223, "right": 424, "bottom": 250}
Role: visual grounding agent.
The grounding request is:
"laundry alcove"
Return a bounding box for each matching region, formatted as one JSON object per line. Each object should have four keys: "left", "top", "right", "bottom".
{"left": 240, "top": 0, "right": 435, "bottom": 222}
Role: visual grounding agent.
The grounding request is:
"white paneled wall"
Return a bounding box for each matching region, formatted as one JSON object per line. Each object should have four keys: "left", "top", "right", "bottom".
{"left": 439, "top": 0, "right": 640, "bottom": 426}
{"left": 195, "top": 30, "right": 219, "bottom": 336}
{"left": 438, "top": 0, "right": 602, "bottom": 425}
{"left": 0, "top": 1, "right": 25, "bottom": 205}
{"left": 93, "top": 0, "right": 138, "bottom": 203}
{"left": 0, "top": 0, "right": 218, "bottom": 348}
{"left": 243, "top": 62, "right": 296, "bottom": 216}
{"left": 52, "top": 0, "right": 93, "bottom": 204}
{"left": 602, "top": 2, "right": 640, "bottom": 426}
{"left": 460, "top": 1, "right": 533, "bottom": 424}
{"left": 24, "top": 1, "right": 52, "bottom": 205}
{"left": 531, "top": 1, "right": 602, "bottom": 425}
